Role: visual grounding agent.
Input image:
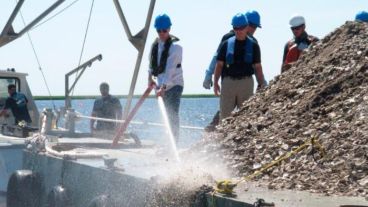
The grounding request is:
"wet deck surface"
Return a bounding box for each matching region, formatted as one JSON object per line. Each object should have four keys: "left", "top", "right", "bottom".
{"left": 2, "top": 135, "right": 368, "bottom": 206}
{"left": 213, "top": 183, "right": 368, "bottom": 207}
{"left": 56, "top": 140, "right": 178, "bottom": 179}
{"left": 47, "top": 139, "right": 368, "bottom": 206}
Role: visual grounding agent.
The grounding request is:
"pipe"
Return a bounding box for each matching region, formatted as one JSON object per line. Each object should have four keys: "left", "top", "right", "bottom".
{"left": 77, "top": 115, "right": 204, "bottom": 130}
{"left": 112, "top": 84, "right": 154, "bottom": 147}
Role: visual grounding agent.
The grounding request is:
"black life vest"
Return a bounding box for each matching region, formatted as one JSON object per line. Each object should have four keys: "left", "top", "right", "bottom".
{"left": 222, "top": 36, "right": 256, "bottom": 78}
{"left": 150, "top": 36, "right": 179, "bottom": 77}
{"left": 225, "top": 36, "right": 254, "bottom": 65}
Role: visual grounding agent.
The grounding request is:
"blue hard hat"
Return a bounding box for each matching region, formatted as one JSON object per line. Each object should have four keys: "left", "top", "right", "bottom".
{"left": 245, "top": 10, "right": 261, "bottom": 28}
{"left": 231, "top": 13, "right": 248, "bottom": 27}
{"left": 154, "top": 14, "right": 172, "bottom": 29}
{"left": 355, "top": 11, "right": 368, "bottom": 22}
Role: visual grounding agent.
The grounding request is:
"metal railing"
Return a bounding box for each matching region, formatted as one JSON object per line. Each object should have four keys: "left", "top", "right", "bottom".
{"left": 77, "top": 114, "right": 204, "bottom": 130}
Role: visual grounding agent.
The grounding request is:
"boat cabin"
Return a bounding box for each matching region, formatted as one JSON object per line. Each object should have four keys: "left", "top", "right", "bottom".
{"left": 0, "top": 69, "right": 39, "bottom": 128}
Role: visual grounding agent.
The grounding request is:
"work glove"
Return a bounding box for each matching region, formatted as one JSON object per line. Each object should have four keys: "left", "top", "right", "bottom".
{"left": 203, "top": 78, "right": 213, "bottom": 89}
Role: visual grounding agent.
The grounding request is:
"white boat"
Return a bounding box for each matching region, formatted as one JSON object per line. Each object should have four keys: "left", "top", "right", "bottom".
{"left": 0, "top": 1, "right": 367, "bottom": 207}
{"left": 0, "top": 1, "right": 180, "bottom": 206}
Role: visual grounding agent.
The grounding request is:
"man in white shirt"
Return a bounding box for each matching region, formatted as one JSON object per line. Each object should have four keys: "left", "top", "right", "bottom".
{"left": 148, "top": 14, "right": 184, "bottom": 142}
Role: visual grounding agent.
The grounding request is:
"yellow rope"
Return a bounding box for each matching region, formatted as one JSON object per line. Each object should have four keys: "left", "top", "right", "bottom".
{"left": 215, "top": 180, "right": 237, "bottom": 195}
{"left": 214, "top": 136, "right": 326, "bottom": 195}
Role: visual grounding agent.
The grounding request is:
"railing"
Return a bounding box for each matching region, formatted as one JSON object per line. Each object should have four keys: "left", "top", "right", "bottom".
{"left": 77, "top": 114, "right": 204, "bottom": 130}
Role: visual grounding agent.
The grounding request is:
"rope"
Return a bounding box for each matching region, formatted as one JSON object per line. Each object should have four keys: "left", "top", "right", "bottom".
{"left": 214, "top": 136, "right": 326, "bottom": 196}
{"left": 16, "top": 0, "right": 57, "bottom": 111}
{"left": 215, "top": 180, "right": 236, "bottom": 195}
{"left": 78, "top": 114, "right": 124, "bottom": 123}
{"left": 238, "top": 136, "right": 325, "bottom": 183}
{"left": 77, "top": 114, "right": 204, "bottom": 130}
{"left": 31, "top": 0, "right": 81, "bottom": 31}
{"left": 71, "top": 0, "right": 95, "bottom": 97}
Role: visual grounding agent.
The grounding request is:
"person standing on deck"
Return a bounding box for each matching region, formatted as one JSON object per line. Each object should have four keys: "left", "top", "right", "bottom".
{"left": 0, "top": 84, "right": 32, "bottom": 125}
{"left": 148, "top": 14, "right": 184, "bottom": 142}
{"left": 213, "top": 13, "right": 265, "bottom": 121}
{"left": 90, "top": 82, "right": 122, "bottom": 135}
{"left": 204, "top": 11, "right": 266, "bottom": 131}
{"left": 281, "top": 14, "right": 319, "bottom": 73}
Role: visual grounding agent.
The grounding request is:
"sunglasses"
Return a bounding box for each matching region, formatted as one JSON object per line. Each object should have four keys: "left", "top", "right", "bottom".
{"left": 291, "top": 24, "right": 304, "bottom": 31}
{"left": 249, "top": 24, "right": 258, "bottom": 29}
{"left": 233, "top": 26, "right": 247, "bottom": 31}
{"left": 156, "top": 29, "right": 168, "bottom": 33}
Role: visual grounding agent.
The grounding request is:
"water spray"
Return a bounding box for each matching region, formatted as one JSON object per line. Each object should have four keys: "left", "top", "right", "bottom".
{"left": 156, "top": 94, "right": 180, "bottom": 162}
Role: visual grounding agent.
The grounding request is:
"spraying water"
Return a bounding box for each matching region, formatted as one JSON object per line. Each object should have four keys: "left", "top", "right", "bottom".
{"left": 157, "top": 96, "right": 180, "bottom": 162}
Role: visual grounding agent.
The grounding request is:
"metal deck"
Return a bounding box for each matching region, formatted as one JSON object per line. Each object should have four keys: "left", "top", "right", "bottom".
{"left": 208, "top": 183, "right": 368, "bottom": 207}
{"left": 1, "top": 135, "right": 367, "bottom": 206}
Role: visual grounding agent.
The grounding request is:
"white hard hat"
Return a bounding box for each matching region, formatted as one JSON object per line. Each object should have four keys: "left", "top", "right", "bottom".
{"left": 289, "top": 15, "right": 305, "bottom": 27}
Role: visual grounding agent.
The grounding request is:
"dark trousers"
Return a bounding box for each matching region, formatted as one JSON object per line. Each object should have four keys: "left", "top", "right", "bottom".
{"left": 210, "top": 111, "right": 220, "bottom": 126}
{"left": 163, "top": 85, "right": 183, "bottom": 142}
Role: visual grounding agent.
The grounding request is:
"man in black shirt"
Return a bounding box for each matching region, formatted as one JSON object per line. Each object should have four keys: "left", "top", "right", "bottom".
{"left": 0, "top": 84, "right": 32, "bottom": 125}
{"left": 90, "top": 82, "right": 122, "bottom": 133}
{"left": 204, "top": 10, "right": 266, "bottom": 131}
{"left": 214, "top": 13, "right": 265, "bottom": 120}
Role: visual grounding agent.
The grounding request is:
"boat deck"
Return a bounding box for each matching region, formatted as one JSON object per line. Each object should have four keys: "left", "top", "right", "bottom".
{"left": 53, "top": 137, "right": 177, "bottom": 179}
{"left": 209, "top": 183, "right": 368, "bottom": 207}
{"left": 2, "top": 135, "right": 368, "bottom": 206}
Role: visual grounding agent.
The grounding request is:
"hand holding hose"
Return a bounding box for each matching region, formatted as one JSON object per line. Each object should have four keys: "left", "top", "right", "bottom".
{"left": 156, "top": 84, "right": 166, "bottom": 97}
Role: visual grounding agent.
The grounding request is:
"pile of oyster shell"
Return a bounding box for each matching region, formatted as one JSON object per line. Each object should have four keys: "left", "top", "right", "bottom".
{"left": 198, "top": 21, "right": 368, "bottom": 197}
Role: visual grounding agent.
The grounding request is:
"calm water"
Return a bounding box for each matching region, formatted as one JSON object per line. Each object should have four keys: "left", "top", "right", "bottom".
{"left": 36, "top": 97, "right": 219, "bottom": 148}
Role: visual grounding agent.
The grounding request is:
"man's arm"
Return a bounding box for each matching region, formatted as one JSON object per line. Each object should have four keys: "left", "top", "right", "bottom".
{"left": 213, "top": 60, "right": 224, "bottom": 96}
{"left": 203, "top": 31, "right": 235, "bottom": 89}
{"left": 254, "top": 63, "right": 265, "bottom": 88}
{"left": 0, "top": 98, "right": 11, "bottom": 117}
{"left": 203, "top": 54, "right": 217, "bottom": 89}
{"left": 282, "top": 42, "right": 289, "bottom": 64}
{"left": 252, "top": 42, "right": 265, "bottom": 88}
{"left": 213, "top": 41, "right": 228, "bottom": 96}
{"left": 148, "top": 71, "right": 155, "bottom": 87}
{"left": 205, "top": 45, "right": 222, "bottom": 79}
{"left": 281, "top": 42, "right": 290, "bottom": 73}
{"left": 90, "top": 101, "right": 97, "bottom": 132}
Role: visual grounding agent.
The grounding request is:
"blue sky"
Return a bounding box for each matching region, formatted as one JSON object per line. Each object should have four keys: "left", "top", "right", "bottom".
{"left": 0, "top": 0, "right": 366, "bottom": 95}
